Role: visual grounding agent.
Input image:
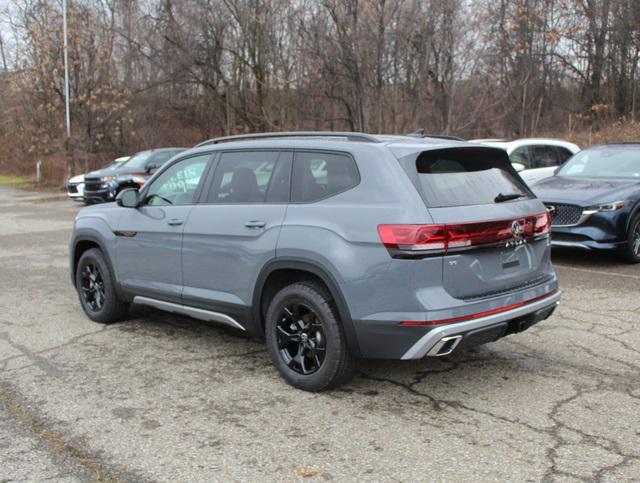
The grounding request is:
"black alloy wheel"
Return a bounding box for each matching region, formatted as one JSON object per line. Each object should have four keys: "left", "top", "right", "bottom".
{"left": 75, "top": 248, "right": 129, "bottom": 323}
{"left": 80, "top": 263, "right": 106, "bottom": 312}
{"left": 276, "top": 302, "right": 326, "bottom": 375}
{"left": 265, "top": 282, "right": 355, "bottom": 392}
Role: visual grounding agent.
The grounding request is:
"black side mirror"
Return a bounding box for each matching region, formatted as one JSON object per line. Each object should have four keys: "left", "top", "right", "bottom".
{"left": 116, "top": 188, "right": 140, "bottom": 208}
{"left": 146, "top": 163, "right": 159, "bottom": 173}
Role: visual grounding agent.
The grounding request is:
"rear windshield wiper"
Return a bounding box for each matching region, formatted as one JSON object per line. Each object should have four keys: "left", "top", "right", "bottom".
{"left": 494, "top": 192, "right": 524, "bottom": 203}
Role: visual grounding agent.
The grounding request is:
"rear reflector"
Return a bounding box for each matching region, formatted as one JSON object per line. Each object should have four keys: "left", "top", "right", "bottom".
{"left": 378, "top": 212, "right": 550, "bottom": 253}
{"left": 400, "top": 288, "right": 559, "bottom": 326}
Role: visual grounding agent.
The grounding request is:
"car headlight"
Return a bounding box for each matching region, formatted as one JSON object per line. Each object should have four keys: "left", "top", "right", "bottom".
{"left": 587, "top": 201, "right": 627, "bottom": 212}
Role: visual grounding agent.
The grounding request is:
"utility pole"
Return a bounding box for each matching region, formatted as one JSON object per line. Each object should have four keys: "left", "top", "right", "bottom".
{"left": 63, "top": 0, "right": 71, "bottom": 139}
{"left": 63, "top": 0, "right": 73, "bottom": 181}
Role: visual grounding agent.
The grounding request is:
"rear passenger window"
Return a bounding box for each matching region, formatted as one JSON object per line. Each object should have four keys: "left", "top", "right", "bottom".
{"left": 292, "top": 152, "right": 359, "bottom": 202}
{"left": 529, "top": 145, "right": 560, "bottom": 168}
{"left": 509, "top": 147, "right": 531, "bottom": 169}
{"left": 554, "top": 147, "right": 574, "bottom": 163}
{"left": 206, "top": 151, "right": 290, "bottom": 203}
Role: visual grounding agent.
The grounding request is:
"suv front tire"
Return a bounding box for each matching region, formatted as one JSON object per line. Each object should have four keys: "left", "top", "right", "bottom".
{"left": 75, "top": 248, "right": 129, "bottom": 323}
{"left": 265, "top": 281, "right": 355, "bottom": 391}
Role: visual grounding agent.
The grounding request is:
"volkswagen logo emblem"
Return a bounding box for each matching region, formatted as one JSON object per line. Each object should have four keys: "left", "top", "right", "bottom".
{"left": 511, "top": 220, "right": 523, "bottom": 239}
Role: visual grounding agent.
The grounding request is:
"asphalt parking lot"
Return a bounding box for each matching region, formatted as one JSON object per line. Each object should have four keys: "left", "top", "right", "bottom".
{"left": 1, "top": 184, "right": 639, "bottom": 481}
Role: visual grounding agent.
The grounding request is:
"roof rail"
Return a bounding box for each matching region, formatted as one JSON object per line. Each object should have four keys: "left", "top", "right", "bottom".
{"left": 195, "top": 131, "right": 381, "bottom": 147}
{"left": 424, "top": 134, "right": 465, "bottom": 141}
{"left": 405, "top": 129, "right": 464, "bottom": 142}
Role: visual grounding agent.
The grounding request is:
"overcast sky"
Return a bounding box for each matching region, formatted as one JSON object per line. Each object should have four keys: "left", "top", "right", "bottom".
{"left": 0, "top": 0, "right": 18, "bottom": 68}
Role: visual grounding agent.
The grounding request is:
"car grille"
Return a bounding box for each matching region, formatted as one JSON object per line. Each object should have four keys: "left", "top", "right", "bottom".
{"left": 84, "top": 178, "right": 103, "bottom": 192}
{"left": 545, "top": 203, "right": 583, "bottom": 226}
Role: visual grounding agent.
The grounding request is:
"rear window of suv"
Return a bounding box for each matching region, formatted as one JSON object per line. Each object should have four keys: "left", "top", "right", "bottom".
{"left": 400, "top": 147, "right": 531, "bottom": 208}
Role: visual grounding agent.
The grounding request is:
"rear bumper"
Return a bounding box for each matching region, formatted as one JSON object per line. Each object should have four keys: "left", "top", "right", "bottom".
{"left": 352, "top": 289, "right": 560, "bottom": 360}
{"left": 399, "top": 289, "right": 560, "bottom": 359}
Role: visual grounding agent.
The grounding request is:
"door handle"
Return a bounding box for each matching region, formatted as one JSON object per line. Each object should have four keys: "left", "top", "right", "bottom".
{"left": 244, "top": 220, "right": 266, "bottom": 229}
{"left": 167, "top": 218, "right": 184, "bottom": 226}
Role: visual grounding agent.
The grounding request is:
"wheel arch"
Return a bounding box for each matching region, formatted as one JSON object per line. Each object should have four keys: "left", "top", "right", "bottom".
{"left": 625, "top": 200, "right": 640, "bottom": 234}
{"left": 71, "top": 235, "right": 118, "bottom": 292}
{"left": 252, "top": 258, "right": 362, "bottom": 358}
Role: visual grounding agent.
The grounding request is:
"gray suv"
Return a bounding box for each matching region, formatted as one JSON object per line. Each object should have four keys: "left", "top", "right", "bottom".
{"left": 70, "top": 132, "right": 560, "bottom": 391}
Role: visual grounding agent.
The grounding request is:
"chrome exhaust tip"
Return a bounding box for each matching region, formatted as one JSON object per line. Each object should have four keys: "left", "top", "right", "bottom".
{"left": 427, "top": 335, "right": 463, "bottom": 357}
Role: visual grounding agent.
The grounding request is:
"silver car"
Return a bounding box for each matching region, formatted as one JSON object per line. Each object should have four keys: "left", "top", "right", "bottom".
{"left": 69, "top": 132, "right": 560, "bottom": 391}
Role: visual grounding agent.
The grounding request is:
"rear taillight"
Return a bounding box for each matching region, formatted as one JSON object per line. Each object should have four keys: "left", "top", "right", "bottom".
{"left": 377, "top": 224, "right": 447, "bottom": 251}
{"left": 378, "top": 212, "right": 549, "bottom": 256}
{"left": 446, "top": 220, "right": 515, "bottom": 249}
{"left": 534, "top": 211, "right": 551, "bottom": 235}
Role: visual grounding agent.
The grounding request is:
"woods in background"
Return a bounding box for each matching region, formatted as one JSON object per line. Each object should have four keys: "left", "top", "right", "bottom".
{"left": 1, "top": 0, "right": 640, "bottom": 180}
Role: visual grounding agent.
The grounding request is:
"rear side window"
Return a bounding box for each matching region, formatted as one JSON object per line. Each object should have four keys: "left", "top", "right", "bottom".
{"left": 404, "top": 148, "right": 531, "bottom": 208}
{"left": 509, "top": 146, "right": 531, "bottom": 169}
{"left": 206, "top": 151, "right": 290, "bottom": 203}
{"left": 554, "top": 147, "right": 574, "bottom": 163}
{"left": 529, "top": 145, "right": 560, "bottom": 168}
{"left": 292, "top": 152, "right": 359, "bottom": 202}
{"left": 148, "top": 150, "right": 183, "bottom": 168}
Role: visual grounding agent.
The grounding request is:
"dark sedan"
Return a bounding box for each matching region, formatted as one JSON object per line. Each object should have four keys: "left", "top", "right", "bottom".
{"left": 83, "top": 148, "right": 185, "bottom": 204}
{"left": 534, "top": 143, "right": 640, "bottom": 263}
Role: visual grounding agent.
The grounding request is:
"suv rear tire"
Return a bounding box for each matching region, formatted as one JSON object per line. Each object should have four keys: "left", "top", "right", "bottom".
{"left": 622, "top": 215, "right": 640, "bottom": 264}
{"left": 265, "top": 282, "right": 355, "bottom": 391}
{"left": 75, "top": 248, "right": 129, "bottom": 323}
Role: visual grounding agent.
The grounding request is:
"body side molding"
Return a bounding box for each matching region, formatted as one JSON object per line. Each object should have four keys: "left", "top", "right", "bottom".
{"left": 133, "top": 296, "right": 246, "bottom": 331}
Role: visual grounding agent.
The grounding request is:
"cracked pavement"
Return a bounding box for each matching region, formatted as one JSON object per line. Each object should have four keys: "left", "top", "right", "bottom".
{"left": 0, "top": 184, "right": 639, "bottom": 481}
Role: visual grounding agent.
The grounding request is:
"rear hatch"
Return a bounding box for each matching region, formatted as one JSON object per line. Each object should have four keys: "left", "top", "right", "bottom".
{"left": 394, "top": 146, "right": 553, "bottom": 300}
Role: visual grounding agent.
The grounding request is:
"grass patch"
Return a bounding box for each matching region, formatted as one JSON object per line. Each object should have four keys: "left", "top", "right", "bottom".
{"left": 0, "top": 175, "right": 32, "bottom": 186}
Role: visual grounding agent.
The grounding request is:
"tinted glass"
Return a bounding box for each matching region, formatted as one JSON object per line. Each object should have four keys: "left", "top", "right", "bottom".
{"left": 529, "top": 145, "right": 560, "bottom": 168}
{"left": 402, "top": 148, "right": 530, "bottom": 208}
{"left": 557, "top": 145, "right": 640, "bottom": 179}
{"left": 144, "top": 155, "right": 210, "bottom": 205}
{"left": 207, "top": 151, "right": 282, "bottom": 203}
{"left": 510, "top": 146, "right": 531, "bottom": 169}
{"left": 125, "top": 150, "right": 183, "bottom": 170}
{"left": 148, "top": 150, "right": 183, "bottom": 168}
{"left": 292, "top": 152, "right": 359, "bottom": 202}
{"left": 554, "top": 147, "right": 574, "bottom": 163}
{"left": 121, "top": 151, "right": 152, "bottom": 169}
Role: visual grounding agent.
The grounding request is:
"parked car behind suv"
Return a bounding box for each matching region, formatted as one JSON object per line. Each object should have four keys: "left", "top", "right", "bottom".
{"left": 83, "top": 148, "right": 185, "bottom": 204}
{"left": 67, "top": 156, "right": 130, "bottom": 201}
{"left": 534, "top": 143, "right": 640, "bottom": 263}
{"left": 473, "top": 138, "right": 579, "bottom": 186}
{"left": 70, "top": 132, "right": 560, "bottom": 391}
